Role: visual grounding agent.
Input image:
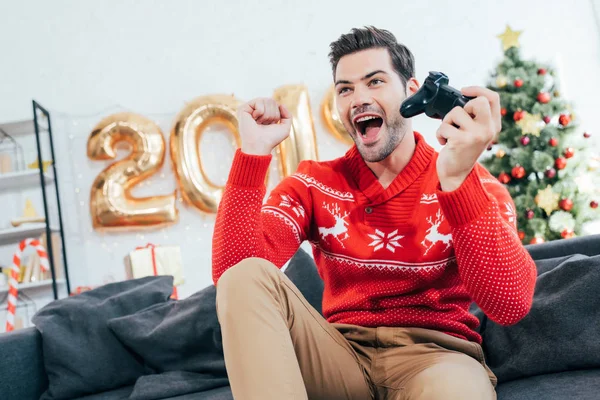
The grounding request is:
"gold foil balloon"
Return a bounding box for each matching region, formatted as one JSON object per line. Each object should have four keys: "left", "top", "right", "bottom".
{"left": 273, "top": 84, "right": 319, "bottom": 177}
{"left": 87, "top": 113, "right": 178, "bottom": 229}
{"left": 321, "top": 85, "right": 353, "bottom": 146}
{"left": 170, "top": 95, "right": 242, "bottom": 213}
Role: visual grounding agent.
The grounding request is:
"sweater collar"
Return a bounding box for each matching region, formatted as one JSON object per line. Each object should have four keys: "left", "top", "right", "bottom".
{"left": 343, "top": 131, "right": 435, "bottom": 202}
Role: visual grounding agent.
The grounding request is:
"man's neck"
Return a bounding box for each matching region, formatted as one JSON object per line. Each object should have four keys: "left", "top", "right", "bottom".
{"left": 365, "top": 130, "right": 416, "bottom": 190}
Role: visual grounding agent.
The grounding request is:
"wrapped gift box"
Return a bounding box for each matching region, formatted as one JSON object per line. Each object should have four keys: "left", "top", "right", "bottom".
{"left": 125, "top": 244, "right": 184, "bottom": 286}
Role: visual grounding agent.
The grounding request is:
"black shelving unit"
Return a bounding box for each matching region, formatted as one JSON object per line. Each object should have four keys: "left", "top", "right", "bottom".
{"left": 32, "top": 100, "right": 71, "bottom": 299}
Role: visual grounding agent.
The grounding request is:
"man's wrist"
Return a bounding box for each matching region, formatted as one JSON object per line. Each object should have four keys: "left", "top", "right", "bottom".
{"left": 438, "top": 173, "right": 469, "bottom": 192}
{"left": 241, "top": 144, "right": 272, "bottom": 156}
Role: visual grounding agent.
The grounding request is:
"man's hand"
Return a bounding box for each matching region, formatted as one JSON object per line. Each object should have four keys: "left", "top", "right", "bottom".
{"left": 238, "top": 98, "right": 293, "bottom": 156}
{"left": 435, "top": 86, "right": 502, "bottom": 192}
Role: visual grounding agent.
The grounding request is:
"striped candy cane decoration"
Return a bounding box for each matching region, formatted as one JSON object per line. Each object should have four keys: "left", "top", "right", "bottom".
{"left": 5, "top": 238, "right": 49, "bottom": 332}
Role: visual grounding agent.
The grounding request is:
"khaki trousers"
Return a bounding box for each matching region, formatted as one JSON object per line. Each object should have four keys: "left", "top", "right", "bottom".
{"left": 216, "top": 257, "right": 497, "bottom": 400}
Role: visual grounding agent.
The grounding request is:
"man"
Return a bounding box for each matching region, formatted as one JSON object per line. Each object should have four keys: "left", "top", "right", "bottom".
{"left": 212, "top": 26, "right": 537, "bottom": 400}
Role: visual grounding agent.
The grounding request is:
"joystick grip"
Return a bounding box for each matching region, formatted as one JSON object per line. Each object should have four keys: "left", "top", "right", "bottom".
{"left": 453, "top": 95, "right": 470, "bottom": 109}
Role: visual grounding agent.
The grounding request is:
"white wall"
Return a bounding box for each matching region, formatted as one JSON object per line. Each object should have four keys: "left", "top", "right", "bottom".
{"left": 1, "top": 0, "right": 599, "bottom": 302}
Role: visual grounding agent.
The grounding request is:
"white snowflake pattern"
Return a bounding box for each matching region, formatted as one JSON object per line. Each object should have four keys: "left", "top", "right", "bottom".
{"left": 368, "top": 229, "right": 404, "bottom": 252}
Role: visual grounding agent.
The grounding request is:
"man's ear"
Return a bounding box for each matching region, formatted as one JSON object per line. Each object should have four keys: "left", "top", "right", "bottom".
{"left": 405, "top": 77, "right": 420, "bottom": 96}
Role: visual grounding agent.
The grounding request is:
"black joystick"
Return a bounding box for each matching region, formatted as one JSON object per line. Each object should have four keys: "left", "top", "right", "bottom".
{"left": 400, "top": 71, "right": 474, "bottom": 120}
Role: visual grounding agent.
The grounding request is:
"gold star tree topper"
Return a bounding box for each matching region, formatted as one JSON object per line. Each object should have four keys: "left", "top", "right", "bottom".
{"left": 535, "top": 185, "right": 560, "bottom": 215}
{"left": 497, "top": 25, "right": 523, "bottom": 51}
{"left": 516, "top": 112, "right": 543, "bottom": 136}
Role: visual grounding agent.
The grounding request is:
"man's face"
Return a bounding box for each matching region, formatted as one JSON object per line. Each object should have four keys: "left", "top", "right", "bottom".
{"left": 335, "top": 48, "right": 410, "bottom": 162}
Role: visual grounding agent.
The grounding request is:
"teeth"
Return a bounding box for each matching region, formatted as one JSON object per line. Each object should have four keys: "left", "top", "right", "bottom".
{"left": 355, "top": 115, "right": 379, "bottom": 123}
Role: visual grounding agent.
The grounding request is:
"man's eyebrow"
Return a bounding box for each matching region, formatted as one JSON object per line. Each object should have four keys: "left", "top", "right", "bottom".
{"left": 334, "top": 70, "right": 388, "bottom": 86}
{"left": 363, "top": 70, "right": 388, "bottom": 80}
{"left": 334, "top": 79, "right": 352, "bottom": 86}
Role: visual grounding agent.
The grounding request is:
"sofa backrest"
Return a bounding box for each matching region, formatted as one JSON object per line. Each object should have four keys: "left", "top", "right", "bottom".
{"left": 0, "top": 326, "right": 48, "bottom": 399}
{"left": 525, "top": 234, "right": 600, "bottom": 259}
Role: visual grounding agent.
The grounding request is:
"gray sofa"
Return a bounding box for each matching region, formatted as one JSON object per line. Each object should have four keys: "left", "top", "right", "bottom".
{"left": 1, "top": 234, "right": 600, "bottom": 400}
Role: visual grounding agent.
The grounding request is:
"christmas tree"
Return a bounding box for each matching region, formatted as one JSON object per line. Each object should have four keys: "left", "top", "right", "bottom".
{"left": 482, "top": 25, "right": 600, "bottom": 244}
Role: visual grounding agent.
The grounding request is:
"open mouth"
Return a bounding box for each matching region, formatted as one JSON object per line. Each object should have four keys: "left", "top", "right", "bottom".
{"left": 353, "top": 114, "right": 384, "bottom": 143}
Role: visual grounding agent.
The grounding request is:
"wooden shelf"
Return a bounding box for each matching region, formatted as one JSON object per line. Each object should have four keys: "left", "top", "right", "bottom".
{"left": 0, "top": 119, "right": 48, "bottom": 138}
{"left": 0, "top": 169, "right": 53, "bottom": 191}
{"left": 0, "top": 279, "right": 65, "bottom": 294}
{"left": 0, "top": 224, "right": 58, "bottom": 246}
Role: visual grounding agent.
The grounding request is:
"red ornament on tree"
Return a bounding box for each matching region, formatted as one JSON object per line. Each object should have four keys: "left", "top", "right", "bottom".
{"left": 518, "top": 231, "right": 526, "bottom": 240}
{"left": 559, "top": 114, "right": 571, "bottom": 126}
{"left": 537, "top": 92, "right": 551, "bottom": 104}
{"left": 530, "top": 237, "right": 545, "bottom": 245}
{"left": 561, "top": 229, "right": 574, "bottom": 239}
{"left": 591, "top": 200, "right": 599, "bottom": 209}
{"left": 549, "top": 137, "right": 559, "bottom": 147}
{"left": 511, "top": 165, "right": 526, "bottom": 179}
{"left": 498, "top": 172, "right": 511, "bottom": 184}
{"left": 555, "top": 157, "right": 567, "bottom": 170}
{"left": 559, "top": 198, "right": 573, "bottom": 211}
{"left": 501, "top": 108, "right": 507, "bottom": 116}
{"left": 545, "top": 168, "right": 557, "bottom": 178}
{"left": 543, "top": 116, "right": 551, "bottom": 124}
{"left": 538, "top": 68, "right": 547, "bottom": 75}
{"left": 513, "top": 110, "right": 525, "bottom": 121}
{"left": 514, "top": 78, "right": 524, "bottom": 88}
{"left": 525, "top": 209, "right": 535, "bottom": 219}
{"left": 583, "top": 131, "right": 591, "bottom": 138}
{"left": 520, "top": 136, "right": 530, "bottom": 146}
{"left": 564, "top": 147, "right": 575, "bottom": 158}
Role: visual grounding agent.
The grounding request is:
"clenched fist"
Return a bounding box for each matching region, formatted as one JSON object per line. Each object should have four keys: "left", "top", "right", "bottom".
{"left": 238, "top": 98, "right": 292, "bottom": 156}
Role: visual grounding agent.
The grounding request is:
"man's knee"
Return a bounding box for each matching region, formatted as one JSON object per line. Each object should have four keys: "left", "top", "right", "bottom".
{"left": 216, "top": 258, "right": 283, "bottom": 324}
{"left": 216, "top": 257, "right": 280, "bottom": 300}
{"left": 408, "top": 355, "right": 495, "bottom": 399}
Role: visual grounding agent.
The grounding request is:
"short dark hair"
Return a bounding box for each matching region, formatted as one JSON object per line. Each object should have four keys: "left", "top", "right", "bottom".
{"left": 328, "top": 26, "right": 415, "bottom": 86}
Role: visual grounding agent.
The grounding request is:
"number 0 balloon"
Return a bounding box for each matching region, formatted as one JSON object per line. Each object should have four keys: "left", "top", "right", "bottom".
{"left": 170, "top": 95, "right": 242, "bottom": 213}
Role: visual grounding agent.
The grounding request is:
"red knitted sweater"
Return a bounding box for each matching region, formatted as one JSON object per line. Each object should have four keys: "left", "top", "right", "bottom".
{"left": 212, "top": 132, "right": 537, "bottom": 343}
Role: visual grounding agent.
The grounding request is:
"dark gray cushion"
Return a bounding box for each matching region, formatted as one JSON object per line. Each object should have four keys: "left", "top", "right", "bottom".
{"left": 73, "top": 385, "right": 133, "bottom": 400}
{"left": 71, "top": 384, "right": 234, "bottom": 400}
{"left": 496, "top": 369, "right": 600, "bottom": 400}
{"left": 164, "top": 386, "right": 233, "bottom": 400}
{"left": 32, "top": 276, "right": 174, "bottom": 400}
{"left": 474, "top": 254, "right": 600, "bottom": 383}
{"left": 107, "top": 286, "right": 228, "bottom": 400}
{"left": 128, "top": 372, "right": 229, "bottom": 400}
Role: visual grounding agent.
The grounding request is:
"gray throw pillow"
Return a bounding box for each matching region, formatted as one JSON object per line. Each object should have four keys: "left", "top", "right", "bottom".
{"left": 107, "top": 285, "right": 225, "bottom": 375}
{"left": 32, "top": 276, "right": 174, "bottom": 400}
